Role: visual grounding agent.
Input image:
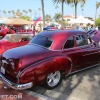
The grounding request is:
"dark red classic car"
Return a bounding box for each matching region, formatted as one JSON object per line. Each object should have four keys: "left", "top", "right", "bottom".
{"left": 0, "top": 29, "right": 100, "bottom": 90}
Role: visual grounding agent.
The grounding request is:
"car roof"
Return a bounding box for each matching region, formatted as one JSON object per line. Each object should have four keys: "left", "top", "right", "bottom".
{"left": 38, "top": 29, "right": 86, "bottom": 38}
{"left": 37, "top": 30, "right": 86, "bottom": 50}
{"left": 3, "top": 34, "right": 32, "bottom": 42}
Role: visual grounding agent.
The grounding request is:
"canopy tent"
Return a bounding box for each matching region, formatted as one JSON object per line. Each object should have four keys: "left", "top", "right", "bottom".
{"left": 0, "top": 20, "right": 7, "bottom": 23}
{"left": 5, "top": 18, "right": 32, "bottom": 25}
{"left": 68, "top": 15, "right": 94, "bottom": 24}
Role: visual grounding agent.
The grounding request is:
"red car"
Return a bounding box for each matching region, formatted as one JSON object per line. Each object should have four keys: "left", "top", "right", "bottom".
{"left": 0, "top": 30, "right": 100, "bottom": 90}
{"left": 0, "top": 34, "right": 32, "bottom": 56}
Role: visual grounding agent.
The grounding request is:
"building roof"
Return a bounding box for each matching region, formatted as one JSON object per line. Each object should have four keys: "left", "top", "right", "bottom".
{"left": 63, "top": 15, "right": 73, "bottom": 18}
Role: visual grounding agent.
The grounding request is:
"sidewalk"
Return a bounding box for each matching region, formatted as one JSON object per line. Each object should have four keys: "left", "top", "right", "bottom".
{"left": 0, "top": 81, "right": 53, "bottom": 100}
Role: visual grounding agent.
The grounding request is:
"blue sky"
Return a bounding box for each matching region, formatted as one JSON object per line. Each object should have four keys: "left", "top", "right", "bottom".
{"left": 0, "top": 0, "right": 100, "bottom": 19}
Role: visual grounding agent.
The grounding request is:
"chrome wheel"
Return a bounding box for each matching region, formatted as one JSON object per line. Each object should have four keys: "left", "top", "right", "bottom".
{"left": 47, "top": 71, "right": 61, "bottom": 87}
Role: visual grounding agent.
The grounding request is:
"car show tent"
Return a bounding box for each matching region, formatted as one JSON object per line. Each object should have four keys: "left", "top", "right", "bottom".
{"left": 5, "top": 18, "right": 32, "bottom": 25}
{"left": 68, "top": 15, "right": 94, "bottom": 24}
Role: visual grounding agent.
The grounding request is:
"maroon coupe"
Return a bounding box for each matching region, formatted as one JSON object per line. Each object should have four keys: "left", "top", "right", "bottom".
{"left": 0, "top": 29, "right": 100, "bottom": 90}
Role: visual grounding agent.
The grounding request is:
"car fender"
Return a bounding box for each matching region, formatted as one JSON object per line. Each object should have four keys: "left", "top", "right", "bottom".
{"left": 18, "top": 56, "right": 72, "bottom": 85}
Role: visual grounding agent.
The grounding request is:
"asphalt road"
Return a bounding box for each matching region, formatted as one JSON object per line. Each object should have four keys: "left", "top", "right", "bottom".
{"left": 27, "top": 65, "right": 100, "bottom": 100}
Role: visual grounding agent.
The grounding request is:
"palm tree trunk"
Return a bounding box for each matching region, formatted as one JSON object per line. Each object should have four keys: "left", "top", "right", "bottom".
{"left": 41, "top": 0, "right": 45, "bottom": 28}
{"left": 61, "top": 2, "right": 64, "bottom": 27}
{"left": 75, "top": 3, "right": 77, "bottom": 19}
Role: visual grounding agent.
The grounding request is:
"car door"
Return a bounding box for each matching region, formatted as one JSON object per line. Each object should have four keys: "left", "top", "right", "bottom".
{"left": 74, "top": 34, "right": 100, "bottom": 70}
{"left": 62, "top": 35, "right": 84, "bottom": 71}
{"left": 62, "top": 34, "right": 100, "bottom": 72}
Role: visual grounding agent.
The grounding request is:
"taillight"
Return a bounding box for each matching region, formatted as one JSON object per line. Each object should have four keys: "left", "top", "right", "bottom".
{"left": 18, "top": 61, "right": 22, "bottom": 69}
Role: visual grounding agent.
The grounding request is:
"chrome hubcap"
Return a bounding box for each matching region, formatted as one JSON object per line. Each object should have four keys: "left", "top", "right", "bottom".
{"left": 47, "top": 71, "right": 61, "bottom": 87}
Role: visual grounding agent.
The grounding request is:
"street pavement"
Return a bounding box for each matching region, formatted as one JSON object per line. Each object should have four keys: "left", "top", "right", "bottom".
{"left": 0, "top": 65, "right": 100, "bottom": 100}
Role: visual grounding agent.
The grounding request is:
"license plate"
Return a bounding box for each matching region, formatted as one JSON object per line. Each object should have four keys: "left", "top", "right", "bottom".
{"left": 1, "top": 67, "right": 5, "bottom": 74}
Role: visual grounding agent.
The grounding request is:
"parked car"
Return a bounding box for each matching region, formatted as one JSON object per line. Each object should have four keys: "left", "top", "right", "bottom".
{"left": 0, "top": 29, "right": 100, "bottom": 90}
{"left": 0, "top": 34, "right": 32, "bottom": 56}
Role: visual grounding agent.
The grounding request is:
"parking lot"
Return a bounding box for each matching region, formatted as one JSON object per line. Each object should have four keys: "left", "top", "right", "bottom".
{"left": 0, "top": 65, "right": 100, "bottom": 100}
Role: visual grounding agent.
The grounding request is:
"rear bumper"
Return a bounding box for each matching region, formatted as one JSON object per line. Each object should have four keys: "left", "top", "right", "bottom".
{"left": 0, "top": 72, "right": 33, "bottom": 90}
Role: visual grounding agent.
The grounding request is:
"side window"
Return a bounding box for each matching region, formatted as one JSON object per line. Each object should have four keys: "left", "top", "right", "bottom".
{"left": 76, "top": 35, "right": 88, "bottom": 46}
{"left": 63, "top": 36, "right": 74, "bottom": 49}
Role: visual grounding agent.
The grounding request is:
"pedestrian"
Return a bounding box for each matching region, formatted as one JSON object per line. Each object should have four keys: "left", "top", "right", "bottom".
{"left": 78, "top": 23, "right": 84, "bottom": 31}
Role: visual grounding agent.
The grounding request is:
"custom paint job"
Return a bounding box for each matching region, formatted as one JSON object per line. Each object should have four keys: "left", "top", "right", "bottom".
{"left": 1, "top": 30, "right": 100, "bottom": 90}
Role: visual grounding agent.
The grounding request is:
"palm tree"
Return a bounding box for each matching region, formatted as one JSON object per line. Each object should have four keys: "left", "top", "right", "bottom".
{"left": 53, "top": 13, "right": 62, "bottom": 22}
{"left": 70, "top": 4, "right": 74, "bottom": 16}
{"left": 95, "top": 2, "right": 100, "bottom": 26}
{"left": 17, "top": 9, "right": 20, "bottom": 12}
{"left": 45, "top": 14, "right": 52, "bottom": 22}
{"left": 3, "top": 10, "right": 6, "bottom": 17}
{"left": 53, "top": 0, "right": 66, "bottom": 27}
{"left": 80, "top": 3, "right": 84, "bottom": 16}
{"left": 38, "top": 8, "right": 41, "bottom": 17}
{"left": 11, "top": 10, "right": 15, "bottom": 17}
{"left": 41, "top": 0, "right": 45, "bottom": 27}
{"left": 25, "top": 11, "right": 28, "bottom": 16}
{"left": 34, "top": 10, "right": 37, "bottom": 17}
{"left": 23, "top": 10, "right": 26, "bottom": 16}
{"left": 28, "top": 9, "right": 32, "bottom": 18}
{"left": 66, "top": 0, "right": 86, "bottom": 18}
{"left": 55, "top": 5, "right": 59, "bottom": 13}
{"left": 8, "top": 11, "right": 11, "bottom": 17}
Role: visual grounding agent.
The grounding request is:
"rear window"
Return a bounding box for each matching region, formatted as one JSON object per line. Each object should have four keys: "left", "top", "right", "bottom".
{"left": 29, "top": 35, "right": 52, "bottom": 48}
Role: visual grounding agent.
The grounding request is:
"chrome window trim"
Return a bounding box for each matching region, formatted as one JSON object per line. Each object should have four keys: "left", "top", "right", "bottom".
{"left": 62, "top": 33, "right": 90, "bottom": 50}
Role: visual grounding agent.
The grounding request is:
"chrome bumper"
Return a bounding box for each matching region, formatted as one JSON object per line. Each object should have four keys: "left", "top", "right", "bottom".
{"left": 0, "top": 72, "right": 33, "bottom": 90}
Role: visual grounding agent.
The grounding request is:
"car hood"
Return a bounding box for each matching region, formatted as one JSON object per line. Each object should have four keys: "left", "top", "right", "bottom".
{"left": 2, "top": 44, "right": 47, "bottom": 68}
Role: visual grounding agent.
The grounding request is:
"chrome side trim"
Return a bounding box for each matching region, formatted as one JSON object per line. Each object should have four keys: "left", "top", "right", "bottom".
{"left": 69, "top": 63, "right": 100, "bottom": 75}
{"left": 83, "top": 52, "right": 100, "bottom": 56}
{"left": 0, "top": 73, "right": 33, "bottom": 90}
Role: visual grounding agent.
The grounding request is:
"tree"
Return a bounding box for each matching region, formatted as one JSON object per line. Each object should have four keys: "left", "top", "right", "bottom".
{"left": 3, "top": 10, "right": 6, "bottom": 17}
{"left": 34, "top": 10, "right": 37, "bottom": 17}
{"left": 45, "top": 14, "right": 52, "bottom": 22}
{"left": 8, "top": 11, "right": 11, "bottom": 17}
{"left": 25, "top": 11, "right": 28, "bottom": 16}
{"left": 23, "top": 10, "right": 26, "bottom": 16}
{"left": 20, "top": 15, "right": 31, "bottom": 21}
{"left": 11, "top": 10, "right": 15, "bottom": 17}
{"left": 15, "top": 10, "right": 22, "bottom": 18}
{"left": 66, "top": 0, "right": 86, "bottom": 18}
{"left": 53, "top": 0, "right": 67, "bottom": 27}
{"left": 95, "top": 2, "right": 100, "bottom": 26}
{"left": 96, "top": 17, "right": 100, "bottom": 26}
{"left": 80, "top": 3, "right": 84, "bottom": 16}
{"left": 70, "top": 3, "right": 74, "bottom": 16}
{"left": 28, "top": 9, "right": 32, "bottom": 18}
{"left": 53, "top": 13, "right": 62, "bottom": 22}
{"left": 41, "top": 0, "right": 45, "bottom": 27}
{"left": 55, "top": 5, "right": 59, "bottom": 13}
{"left": 38, "top": 8, "right": 41, "bottom": 17}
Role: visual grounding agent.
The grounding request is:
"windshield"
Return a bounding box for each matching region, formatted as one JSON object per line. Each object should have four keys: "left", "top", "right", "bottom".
{"left": 3, "top": 36, "right": 9, "bottom": 40}
{"left": 29, "top": 35, "right": 52, "bottom": 48}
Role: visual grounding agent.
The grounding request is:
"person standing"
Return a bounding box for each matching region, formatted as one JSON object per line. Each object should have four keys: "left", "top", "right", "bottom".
{"left": 78, "top": 23, "right": 84, "bottom": 31}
